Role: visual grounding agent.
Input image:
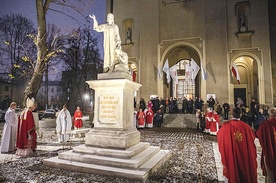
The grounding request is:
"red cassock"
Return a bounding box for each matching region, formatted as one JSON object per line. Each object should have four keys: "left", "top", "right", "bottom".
{"left": 136, "top": 111, "right": 145, "bottom": 128}
{"left": 210, "top": 113, "right": 220, "bottom": 135}
{"left": 146, "top": 109, "right": 154, "bottom": 128}
{"left": 205, "top": 111, "right": 213, "bottom": 133}
{"left": 73, "top": 110, "right": 83, "bottom": 129}
{"left": 17, "top": 110, "right": 37, "bottom": 150}
{"left": 217, "top": 119, "right": 257, "bottom": 183}
{"left": 256, "top": 118, "right": 276, "bottom": 181}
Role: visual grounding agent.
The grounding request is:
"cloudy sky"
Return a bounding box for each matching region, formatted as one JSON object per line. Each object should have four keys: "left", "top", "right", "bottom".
{"left": 0, "top": 0, "right": 106, "bottom": 80}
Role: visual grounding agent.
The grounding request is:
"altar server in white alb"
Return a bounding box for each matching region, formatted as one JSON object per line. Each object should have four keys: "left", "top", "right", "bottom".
{"left": 1, "top": 102, "right": 18, "bottom": 153}
{"left": 56, "top": 104, "right": 72, "bottom": 143}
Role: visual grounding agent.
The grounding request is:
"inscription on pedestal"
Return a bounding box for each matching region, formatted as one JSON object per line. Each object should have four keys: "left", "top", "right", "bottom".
{"left": 99, "top": 94, "right": 119, "bottom": 123}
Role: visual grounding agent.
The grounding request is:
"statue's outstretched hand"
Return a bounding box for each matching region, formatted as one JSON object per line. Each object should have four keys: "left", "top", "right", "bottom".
{"left": 89, "top": 15, "right": 96, "bottom": 20}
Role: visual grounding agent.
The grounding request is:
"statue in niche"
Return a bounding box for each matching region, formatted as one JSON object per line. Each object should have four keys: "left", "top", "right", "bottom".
{"left": 89, "top": 13, "right": 129, "bottom": 73}
{"left": 239, "top": 12, "right": 247, "bottom": 32}
{"left": 126, "top": 28, "right": 132, "bottom": 44}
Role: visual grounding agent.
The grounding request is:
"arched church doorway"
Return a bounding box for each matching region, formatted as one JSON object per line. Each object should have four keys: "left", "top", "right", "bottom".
{"left": 232, "top": 56, "right": 259, "bottom": 107}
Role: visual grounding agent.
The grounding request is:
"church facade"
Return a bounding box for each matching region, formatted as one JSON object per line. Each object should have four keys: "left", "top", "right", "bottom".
{"left": 106, "top": 0, "right": 275, "bottom": 108}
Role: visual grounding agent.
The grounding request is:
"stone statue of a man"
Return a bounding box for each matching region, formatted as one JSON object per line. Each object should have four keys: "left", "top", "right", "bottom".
{"left": 89, "top": 13, "right": 128, "bottom": 73}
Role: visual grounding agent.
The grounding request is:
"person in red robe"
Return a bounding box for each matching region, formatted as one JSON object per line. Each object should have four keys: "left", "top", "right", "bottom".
{"left": 146, "top": 107, "right": 154, "bottom": 128}
{"left": 16, "top": 98, "right": 37, "bottom": 157}
{"left": 256, "top": 107, "right": 276, "bottom": 183}
{"left": 210, "top": 110, "right": 220, "bottom": 135}
{"left": 136, "top": 108, "right": 145, "bottom": 128}
{"left": 204, "top": 108, "right": 213, "bottom": 133}
{"left": 73, "top": 106, "right": 83, "bottom": 130}
{"left": 217, "top": 107, "right": 257, "bottom": 183}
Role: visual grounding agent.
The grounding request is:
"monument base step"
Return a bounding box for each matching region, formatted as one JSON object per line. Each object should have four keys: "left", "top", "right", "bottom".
{"left": 44, "top": 143, "right": 170, "bottom": 182}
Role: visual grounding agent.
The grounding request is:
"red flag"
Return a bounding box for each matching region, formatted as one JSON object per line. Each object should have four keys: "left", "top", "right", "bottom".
{"left": 232, "top": 63, "right": 240, "bottom": 84}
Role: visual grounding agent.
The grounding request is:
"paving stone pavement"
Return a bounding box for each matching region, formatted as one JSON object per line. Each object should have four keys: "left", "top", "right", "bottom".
{"left": 0, "top": 116, "right": 266, "bottom": 182}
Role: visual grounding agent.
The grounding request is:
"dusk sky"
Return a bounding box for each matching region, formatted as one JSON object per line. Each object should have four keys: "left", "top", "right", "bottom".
{"left": 0, "top": 0, "right": 107, "bottom": 79}
{"left": 0, "top": 0, "right": 106, "bottom": 31}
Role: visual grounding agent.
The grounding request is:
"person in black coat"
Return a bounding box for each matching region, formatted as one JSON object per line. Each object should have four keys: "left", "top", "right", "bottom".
{"left": 254, "top": 108, "right": 266, "bottom": 130}
{"left": 222, "top": 102, "right": 230, "bottom": 120}
{"left": 207, "top": 96, "right": 215, "bottom": 110}
{"left": 155, "top": 109, "right": 163, "bottom": 127}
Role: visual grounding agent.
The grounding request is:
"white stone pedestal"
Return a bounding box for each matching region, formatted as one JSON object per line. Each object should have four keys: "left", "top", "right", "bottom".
{"left": 44, "top": 72, "right": 170, "bottom": 182}
{"left": 85, "top": 76, "right": 141, "bottom": 149}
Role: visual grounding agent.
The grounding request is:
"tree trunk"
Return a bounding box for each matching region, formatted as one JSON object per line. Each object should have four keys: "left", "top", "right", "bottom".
{"left": 23, "top": 0, "right": 52, "bottom": 105}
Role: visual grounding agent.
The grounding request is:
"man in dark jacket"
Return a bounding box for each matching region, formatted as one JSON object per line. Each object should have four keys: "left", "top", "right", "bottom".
{"left": 222, "top": 102, "right": 230, "bottom": 120}
{"left": 254, "top": 108, "right": 266, "bottom": 130}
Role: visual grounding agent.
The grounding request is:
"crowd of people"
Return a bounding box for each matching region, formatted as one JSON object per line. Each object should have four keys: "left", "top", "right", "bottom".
{"left": 134, "top": 96, "right": 275, "bottom": 183}
{"left": 0, "top": 98, "right": 84, "bottom": 157}
{"left": 217, "top": 107, "right": 276, "bottom": 183}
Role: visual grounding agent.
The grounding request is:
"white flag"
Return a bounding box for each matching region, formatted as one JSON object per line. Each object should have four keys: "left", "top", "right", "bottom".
{"left": 163, "top": 59, "right": 171, "bottom": 83}
{"left": 185, "top": 64, "right": 192, "bottom": 81}
{"left": 190, "top": 58, "right": 200, "bottom": 81}
{"left": 157, "top": 65, "right": 163, "bottom": 80}
{"left": 200, "top": 62, "right": 207, "bottom": 80}
{"left": 169, "top": 65, "right": 178, "bottom": 84}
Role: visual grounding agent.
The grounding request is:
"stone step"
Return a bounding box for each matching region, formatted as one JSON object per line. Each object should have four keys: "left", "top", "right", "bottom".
{"left": 72, "top": 142, "right": 150, "bottom": 159}
{"left": 58, "top": 145, "right": 160, "bottom": 169}
{"left": 44, "top": 148, "right": 171, "bottom": 182}
{"left": 43, "top": 156, "right": 148, "bottom": 182}
{"left": 140, "top": 150, "right": 171, "bottom": 174}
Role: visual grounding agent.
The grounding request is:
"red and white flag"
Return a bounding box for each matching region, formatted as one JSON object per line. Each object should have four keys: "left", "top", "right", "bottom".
{"left": 169, "top": 65, "right": 178, "bottom": 84}
{"left": 231, "top": 63, "right": 240, "bottom": 84}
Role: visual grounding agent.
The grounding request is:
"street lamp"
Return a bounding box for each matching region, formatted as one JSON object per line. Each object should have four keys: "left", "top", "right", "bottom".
{"left": 83, "top": 93, "right": 89, "bottom": 100}
{"left": 83, "top": 93, "right": 90, "bottom": 112}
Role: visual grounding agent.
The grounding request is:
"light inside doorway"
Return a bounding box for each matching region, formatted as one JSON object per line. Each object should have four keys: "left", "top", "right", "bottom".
{"left": 173, "top": 59, "right": 195, "bottom": 99}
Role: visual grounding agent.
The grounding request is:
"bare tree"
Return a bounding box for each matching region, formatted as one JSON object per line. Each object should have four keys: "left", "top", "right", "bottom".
{"left": 61, "top": 28, "right": 102, "bottom": 112}
{"left": 0, "top": 14, "right": 36, "bottom": 101}
{"left": 23, "top": 0, "right": 99, "bottom": 106}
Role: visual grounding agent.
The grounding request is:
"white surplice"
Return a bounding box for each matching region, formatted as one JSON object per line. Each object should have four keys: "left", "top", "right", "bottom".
{"left": 1, "top": 107, "right": 18, "bottom": 153}
{"left": 56, "top": 109, "right": 72, "bottom": 143}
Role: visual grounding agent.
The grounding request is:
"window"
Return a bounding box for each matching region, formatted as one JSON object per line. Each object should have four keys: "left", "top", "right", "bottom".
{"left": 51, "top": 88, "right": 54, "bottom": 93}
{"left": 175, "top": 59, "right": 195, "bottom": 99}
{"left": 5, "top": 85, "right": 9, "bottom": 91}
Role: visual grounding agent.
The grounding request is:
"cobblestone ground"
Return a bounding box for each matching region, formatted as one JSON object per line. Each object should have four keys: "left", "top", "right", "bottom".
{"left": 0, "top": 126, "right": 218, "bottom": 183}
{"left": 140, "top": 128, "right": 218, "bottom": 183}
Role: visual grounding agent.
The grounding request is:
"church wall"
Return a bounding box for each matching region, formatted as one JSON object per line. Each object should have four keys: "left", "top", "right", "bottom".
{"left": 203, "top": 0, "right": 229, "bottom": 103}
{"left": 108, "top": 0, "right": 273, "bottom": 106}
{"left": 111, "top": 0, "right": 160, "bottom": 100}
{"left": 159, "top": 0, "right": 204, "bottom": 40}
{"left": 268, "top": 0, "right": 276, "bottom": 105}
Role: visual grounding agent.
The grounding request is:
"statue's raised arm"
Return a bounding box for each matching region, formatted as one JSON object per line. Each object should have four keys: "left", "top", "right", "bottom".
{"left": 89, "top": 14, "right": 99, "bottom": 31}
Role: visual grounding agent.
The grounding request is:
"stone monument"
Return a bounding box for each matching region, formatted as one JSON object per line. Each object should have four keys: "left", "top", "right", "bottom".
{"left": 44, "top": 13, "right": 170, "bottom": 182}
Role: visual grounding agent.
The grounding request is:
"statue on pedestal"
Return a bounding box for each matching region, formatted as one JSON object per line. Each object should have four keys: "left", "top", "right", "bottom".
{"left": 239, "top": 13, "right": 247, "bottom": 32}
{"left": 89, "top": 13, "right": 129, "bottom": 73}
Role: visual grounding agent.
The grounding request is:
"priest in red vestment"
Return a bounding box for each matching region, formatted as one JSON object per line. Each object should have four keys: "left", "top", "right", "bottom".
{"left": 146, "top": 107, "right": 154, "bottom": 128}
{"left": 217, "top": 107, "right": 257, "bottom": 183}
{"left": 204, "top": 108, "right": 213, "bottom": 133}
{"left": 16, "top": 98, "right": 37, "bottom": 157}
{"left": 73, "top": 106, "right": 83, "bottom": 130}
{"left": 210, "top": 110, "right": 220, "bottom": 135}
{"left": 256, "top": 107, "right": 276, "bottom": 183}
{"left": 136, "top": 108, "right": 145, "bottom": 128}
